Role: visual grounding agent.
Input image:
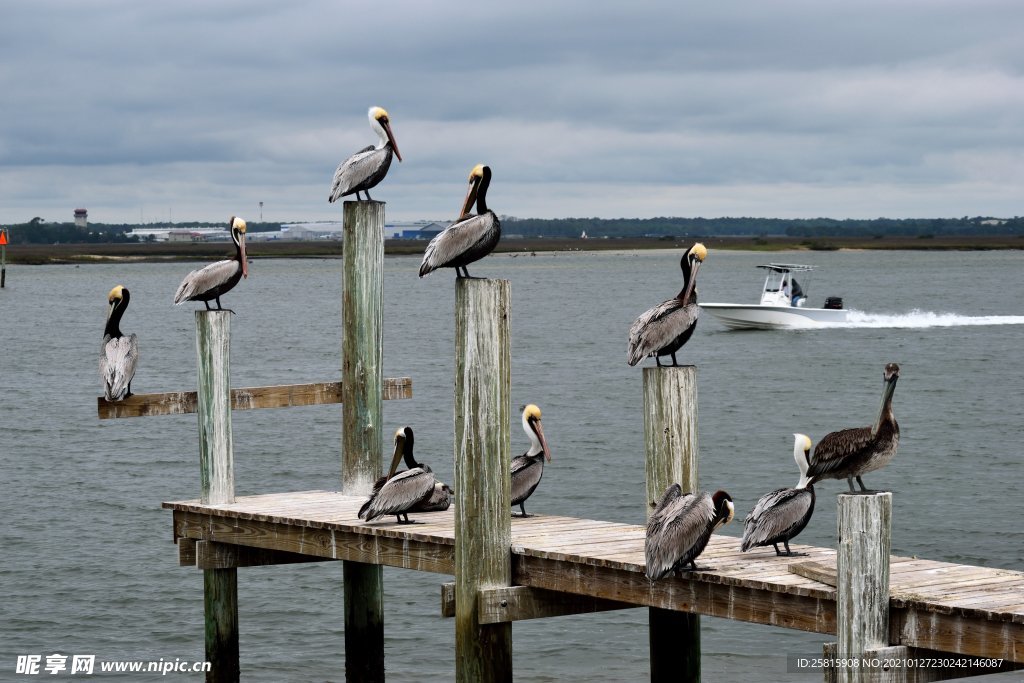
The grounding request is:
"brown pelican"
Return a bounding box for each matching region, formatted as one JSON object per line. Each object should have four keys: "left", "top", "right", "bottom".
{"left": 627, "top": 243, "right": 707, "bottom": 367}
{"left": 418, "top": 164, "right": 500, "bottom": 278}
{"left": 510, "top": 404, "right": 551, "bottom": 518}
{"left": 328, "top": 106, "right": 402, "bottom": 202}
{"left": 99, "top": 285, "right": 139, "bottom": 401}
{"left": 806, "top": 363, "right": 901, "bottom": 493}
{"left": 645, "top": 486, "right": 734, "bottom": 579}
{"left": 741, "top": 434, "right": 816, "bottom": 556}
{"left": 358, "top": 427, "right": 436, "bottom": 524}
{"left": 173, "top": 216, "right": 248, "bottom": 312}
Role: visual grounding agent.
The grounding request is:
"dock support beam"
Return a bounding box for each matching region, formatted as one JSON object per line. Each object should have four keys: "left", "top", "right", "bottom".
{"left": 454, "top": 278, "right": 513, "bottom": 683}
{"left": 341, "top": 201, "right": 386, "bottom": 682}
{"left": 643, "top": 366, "right": 700, "bottom": 683}
{"left": 195, "top": 311, "right": 239, "bottom": 683}
{"left": 831, "top": 491, "right": 895, "bottom": 683}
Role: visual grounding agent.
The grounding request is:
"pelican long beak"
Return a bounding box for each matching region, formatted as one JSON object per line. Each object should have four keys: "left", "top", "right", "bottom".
{"left": 459, "top": 176, "right": 480, "bottom": 219}
{"left": 382, "top": 120, "right": 402, "bottom": 162}
{"left": 534, "top": 419, "right": 552, "bottom": 462}
{"left": 239, "top": 233, "right": 248, "bottom": 278}
{"left": 681, "top": 257, "right": 702, "bottom": 303}
{"left": 387, "top": 434, "right": 405, "bottom": 479}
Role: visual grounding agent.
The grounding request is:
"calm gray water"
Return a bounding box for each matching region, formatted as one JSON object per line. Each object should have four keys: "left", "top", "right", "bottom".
{"left": 2, "top": 249, "right": 1022, "bottom": 681}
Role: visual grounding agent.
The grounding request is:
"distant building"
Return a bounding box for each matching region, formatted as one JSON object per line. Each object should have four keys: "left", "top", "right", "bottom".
{"left": 398, "top": 222, "right": 445, "bottom": 240}
{"left": 168, "top": 230, "right": 203, "bottom": 242}
{"left": 74, "top": 208, "right": 87, "bottom": 228}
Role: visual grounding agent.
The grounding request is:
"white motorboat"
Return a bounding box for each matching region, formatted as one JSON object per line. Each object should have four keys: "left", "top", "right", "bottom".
{"left": 699, "top": 264, "right": 850, "bottom": 330}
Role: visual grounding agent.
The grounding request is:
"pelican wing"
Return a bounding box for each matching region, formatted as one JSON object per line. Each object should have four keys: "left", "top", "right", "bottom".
{"left": 359, "top": 466, "right": 435, "bottom": 521}
{"left": 328, "top": 145, "right": 385, "bottom": 202}
{"left": 100, "top": 333, "right": 139, "bottom": 401}
{"left": 807, "top": 426, "right": 873, "bottom": 478}
{"left": 173, "top": 259, "right": 239, "bottom": 304}
{"left": 741, "top": 488, "right": 814, "bottom": 551}
{"left": 645, "top": 489, "right": 715, "bottom": 580}
{"left": 418, "top": 213, "right": 500, "bottom": 276}
{"left": 411, "top": 482, "right": 453, "bottom": 512}
{"left": 511, "top": 454, "right": 544, "bottom": 505}
{"left": 627, "top": 299, "right": 698, "bottom": 365}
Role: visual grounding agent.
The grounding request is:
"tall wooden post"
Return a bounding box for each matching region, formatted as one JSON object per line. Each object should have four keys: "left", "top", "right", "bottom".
{"left": 835, "top": 492, "right": 893, "bottom": 683}
{"left": 340, "top": 201, "right": 385, "bottom": 682}
{"left": 643, "top": 366, "right": 700, "bottom": 683}
{"left": 454, "top": 278, "right": 512, "bottom": 683}
{"left": 195, "top": 310, "right": 238, "bottom": 683}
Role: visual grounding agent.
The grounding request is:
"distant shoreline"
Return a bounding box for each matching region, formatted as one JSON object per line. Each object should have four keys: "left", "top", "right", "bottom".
{"left": 4, "top": 234, "right": 1022, "bottom": 265}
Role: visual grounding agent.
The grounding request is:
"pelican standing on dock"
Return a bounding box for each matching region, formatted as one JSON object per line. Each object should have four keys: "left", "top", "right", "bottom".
{"left": 741, "top": 434, "right": 816, "bottom": 556}
{"left": 99, "top": 285, "right": 139, "bottom": 401}
{"left": 645, "top": 486, "right": 734, "bottom": 579}
{"left": 328, "top": 106, "right": 402, "bottom": 202}
{"left": 806, "top": 363, "right": 901, "bottom": 493}
{"left": 510, "top": 404, "right": 551, "bottom": 517}
{"left": 359, "top": 427, "right": 436, "bottom": 524}
{"left": 418, "top": 164, "right": 500, "bottom": 278}
{"left": 627, "top": 243, "right": 707, "bottom": 367}
{"left": 173, "top": 216, "right": 248, "bottom": 312}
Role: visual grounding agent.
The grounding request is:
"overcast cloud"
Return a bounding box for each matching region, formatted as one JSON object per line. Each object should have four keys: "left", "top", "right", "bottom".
{"left": 2, "top": 0, "right": 1021, "bottom": 223}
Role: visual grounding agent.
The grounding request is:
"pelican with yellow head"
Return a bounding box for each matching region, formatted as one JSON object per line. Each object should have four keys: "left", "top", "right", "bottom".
{"left": 100, "top": 285, "right": 139, "bottom": 401}
{"left": 173, "top": 216, "right": 248, "bottom": 312}
{"left": 419, "top": 164, "right": 501, "bottom": 278}
{"left": 627, "top": 243, "right": 707, "bottom": 366}
{"left": 510, "top": 404, "right": 552, "bottom": 517}
{"left": 329, "top": 106, "right": 402, "bottom": 203}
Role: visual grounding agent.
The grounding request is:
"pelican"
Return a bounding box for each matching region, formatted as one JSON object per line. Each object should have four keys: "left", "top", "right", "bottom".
{"left": 627, "top": 243, "right": 707, "bottom": 367}
{"left": 99, "top": 285, "right": 139, "bottom": 401}
{"left": 358, "top": 427, "right": 436, "bottom": 524}
{"left": 328, "top": 106, "right": 402, "bottom": 202}
{"left": 741, "top": 434, "right": 816, "bottom": 556}
{"left": 510, "top": 404, "right": 551, "bottom": 518}
{"left": 418, "top": 164, "right": 500, "bottom": 278}
{"left": 806, "top": 363, "right": 901, "bottom": 493}
{"left": 173, "top": 216, "right": 248, "bottom": 312}
{"left": 645, "top": 486, "right": 734, "bottom": 580}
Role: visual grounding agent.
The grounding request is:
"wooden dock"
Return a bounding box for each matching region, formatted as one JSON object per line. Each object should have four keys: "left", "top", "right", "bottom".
{"left": 165, "top": 490, "right": 1024, "bottom": 664}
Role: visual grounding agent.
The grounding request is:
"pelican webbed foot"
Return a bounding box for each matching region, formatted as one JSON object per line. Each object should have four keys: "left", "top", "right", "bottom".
{"left": 774, "top": 542, "right": 807, "bottom": 557}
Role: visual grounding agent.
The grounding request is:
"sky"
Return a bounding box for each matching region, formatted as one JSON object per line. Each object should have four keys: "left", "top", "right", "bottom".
{"left": 1, "top": 0, "right": 1022, "bottom": 224}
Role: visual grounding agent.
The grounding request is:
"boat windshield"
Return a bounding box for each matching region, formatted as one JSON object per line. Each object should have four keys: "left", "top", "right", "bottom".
{"left": 757, "top": 264, "right": 815, "bottom": 307}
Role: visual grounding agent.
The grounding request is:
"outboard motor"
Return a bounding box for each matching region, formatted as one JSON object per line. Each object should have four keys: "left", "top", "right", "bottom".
{"left": 823, "top": 297, "right": 844, "bottom": 310}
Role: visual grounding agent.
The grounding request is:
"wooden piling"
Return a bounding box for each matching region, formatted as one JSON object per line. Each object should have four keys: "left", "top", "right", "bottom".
{"left": 835, "top": 491, "right": 894, "bottom": 683}
{"left": 454, "top": 278, "right": 513, "bottom": 683}
{"left": 340, "top": 200, "right": 385, "bottom": 682}
{"left": 643, "top": 366, "right": 700, "bottom": 683}
{"left": 194, "top": 310, "right": 238, "bottom": 683}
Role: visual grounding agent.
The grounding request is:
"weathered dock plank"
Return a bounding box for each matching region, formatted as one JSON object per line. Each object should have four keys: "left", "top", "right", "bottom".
{"left": 163, "top": 491, "right": 1024, "bottom": 663}
{"left": 97, "top": 378, "right": 413, "bottom": 419}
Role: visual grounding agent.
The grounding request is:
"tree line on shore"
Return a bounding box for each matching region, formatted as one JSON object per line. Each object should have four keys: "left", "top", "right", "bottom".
{"left": 2, "top": 214, "right": 1021, "bottom": 245}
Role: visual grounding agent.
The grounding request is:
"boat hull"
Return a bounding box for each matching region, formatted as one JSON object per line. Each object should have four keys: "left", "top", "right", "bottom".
{"left": 699, "top": 303, "right": 850, "bottom": 330}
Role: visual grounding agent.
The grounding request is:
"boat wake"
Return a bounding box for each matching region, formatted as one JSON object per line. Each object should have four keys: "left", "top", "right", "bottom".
{"left": 806, "top": 310, "right": 1024, "bottom": 329}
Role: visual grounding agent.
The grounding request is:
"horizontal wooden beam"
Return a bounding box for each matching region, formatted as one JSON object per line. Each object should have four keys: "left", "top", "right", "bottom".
{"left": 195, "top": 541, "right": 337, "bottom": 570}
{"left": 172, "top": 510, "right": 454, "bottom": 575}
{"left": 97, "top": 378, "right": 413, "bottom": 419}
{"left": 440, "top": 583, "right": 635, "bottom": 623}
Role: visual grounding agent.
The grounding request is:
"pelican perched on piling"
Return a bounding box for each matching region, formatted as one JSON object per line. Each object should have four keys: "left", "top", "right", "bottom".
{"left": 741, "top": 434, "right": 816, "bottom": 556}
{"left": 100, "top": 285, "right": 139, "bottom": 401}
{"left": 806, "top": 363, "right": 901, "bottom": 493}
{"left": 627, "top": 243, "right": 707, "bottom": 367}
{"left": 511, "top": 404, "right": 551, "bottom": 518}
{"left": 645, "top": 486, "right": 734, "bottom": 580}
{"left": 328, "top": 106, "right": 402, "bottom": 202}
{"left": 359, "top": 427, "right": 436, "bottom": 524}
{"left": 419, "top": 164, "right": 500, "bottom": 278}
{"left": 173, "top": 216, "right": 248, "bottom": 312}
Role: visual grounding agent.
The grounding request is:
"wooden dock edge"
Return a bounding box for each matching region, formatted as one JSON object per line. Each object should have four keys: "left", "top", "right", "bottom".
{"left": 440, "top": 582, "right": 635, "bottom": 624}
{"left": 96, "top": 378, "right": 413, "bottom": 419}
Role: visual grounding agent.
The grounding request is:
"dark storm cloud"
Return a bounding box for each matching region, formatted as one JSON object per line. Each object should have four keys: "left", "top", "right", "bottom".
{"left": 1, "top": 0, "right": 1022, "bottom": 222}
